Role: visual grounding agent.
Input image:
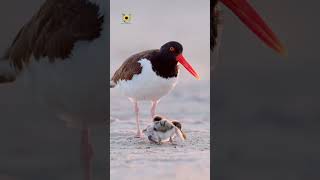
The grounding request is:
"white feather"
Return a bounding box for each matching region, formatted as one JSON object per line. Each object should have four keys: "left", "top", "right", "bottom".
{"left": 114, "top": 59, "right": 179, "bottom": 101}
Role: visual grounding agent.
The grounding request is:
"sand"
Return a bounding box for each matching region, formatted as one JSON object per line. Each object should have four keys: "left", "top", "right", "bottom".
{"left": 110, "top": 80, "right": 210, "bottom": 180}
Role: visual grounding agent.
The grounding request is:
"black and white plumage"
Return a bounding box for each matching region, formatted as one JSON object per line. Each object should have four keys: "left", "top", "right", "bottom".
{"left": 143, "top": 115, "right": 186, "bottom": 144}
{"left": 111, "top": 41, "right": 199, "bottom": 138}
{"left": 0, "top": 1, "right": 106, "bottom": 180}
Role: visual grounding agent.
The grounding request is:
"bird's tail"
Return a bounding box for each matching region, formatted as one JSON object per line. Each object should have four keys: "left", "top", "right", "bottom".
{"left": 0, "top": 58, "right": 16, "bottom": 84}
{"left": 110, "top": 80, "right": 116, "bottom": 88}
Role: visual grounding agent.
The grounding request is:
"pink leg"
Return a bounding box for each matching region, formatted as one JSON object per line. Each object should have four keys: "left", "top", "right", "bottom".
{"left": 81, "top": 128, "right": 93, "bottom": 180}
{"left": 151, "top": 100, "right": 158, "bottom": 118}
{"left": 134, "top": 101, "right": 142, "bottom": 138}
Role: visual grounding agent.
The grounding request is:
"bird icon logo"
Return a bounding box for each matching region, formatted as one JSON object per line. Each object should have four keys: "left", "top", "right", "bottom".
{"left": 122, "top": 13, "right": 132, "bottom": 24}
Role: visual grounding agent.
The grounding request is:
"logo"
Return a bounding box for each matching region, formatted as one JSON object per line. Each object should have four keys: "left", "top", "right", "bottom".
{"left": 122, "top": 13, "right": 132, "bottom": 24}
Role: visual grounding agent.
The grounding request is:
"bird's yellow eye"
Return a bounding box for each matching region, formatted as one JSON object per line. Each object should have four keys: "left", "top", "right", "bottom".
{"left": 169, "top": 47, "right": 175, "bottom": 52}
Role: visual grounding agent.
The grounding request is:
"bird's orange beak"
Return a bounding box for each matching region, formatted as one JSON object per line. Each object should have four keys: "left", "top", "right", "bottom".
{"left": 176, "top": 54, "right": 200, "bottom": 80}
{"left": 220, "top": 0, "right": 286, "bottom": 55}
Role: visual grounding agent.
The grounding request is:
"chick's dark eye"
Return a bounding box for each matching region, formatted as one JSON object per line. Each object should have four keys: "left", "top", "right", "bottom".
{"left": 169, "top": 47, "right": 175, "bottom": 52}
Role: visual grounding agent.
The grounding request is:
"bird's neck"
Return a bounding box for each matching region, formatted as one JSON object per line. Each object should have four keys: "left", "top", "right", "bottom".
{"left": 150, "top": 54, "right": 178, "bottom": 79}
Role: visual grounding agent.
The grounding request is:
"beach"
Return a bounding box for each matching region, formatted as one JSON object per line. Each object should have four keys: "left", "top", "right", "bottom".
{"left": 110, "top": 80, "right": 210, "bottom": 180}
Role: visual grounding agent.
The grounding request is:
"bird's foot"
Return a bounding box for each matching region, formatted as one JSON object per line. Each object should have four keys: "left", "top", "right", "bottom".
{"left": 134, "top": 131, "right": 143, "bottom": 138}
{"left": 169, "top": 137, "right": 178, "bottom": 144}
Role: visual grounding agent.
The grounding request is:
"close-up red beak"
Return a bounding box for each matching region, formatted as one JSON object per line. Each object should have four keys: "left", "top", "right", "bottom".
{"left": 220, "top": 0, "right": 287, "bottom": 55}
{"left": 176, "top": 54, "right": 201, "bottom": 80}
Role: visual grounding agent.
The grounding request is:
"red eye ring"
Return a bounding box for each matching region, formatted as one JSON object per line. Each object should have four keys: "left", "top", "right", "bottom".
{"left": 169, "top": 47, "right": 175, "bottom": 52}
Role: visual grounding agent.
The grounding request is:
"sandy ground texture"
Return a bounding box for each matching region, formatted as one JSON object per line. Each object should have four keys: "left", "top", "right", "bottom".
{"left": 110, "top": 80, "right": 210, "bottom": 180}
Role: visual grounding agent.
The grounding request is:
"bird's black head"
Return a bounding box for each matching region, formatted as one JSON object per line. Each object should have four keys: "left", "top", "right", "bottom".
{"left": 153, "top": 41, "right": 200, "bottom": 80}
{"left": 160, "top": 41, "right": 183, "bottom": 58}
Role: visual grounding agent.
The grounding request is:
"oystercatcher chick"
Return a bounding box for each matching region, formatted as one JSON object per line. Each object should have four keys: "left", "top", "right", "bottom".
{"left": 110, "top": 41, "right": 199, "bottom": 137}
{"left": 143, "top": 115, "right": 186, "bottom": 144}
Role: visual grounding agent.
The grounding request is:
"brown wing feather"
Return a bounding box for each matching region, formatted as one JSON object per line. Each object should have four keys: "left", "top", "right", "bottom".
{"left": 3, "top": 0, "right": 104, "bottom": 71}
{"left": 111, "top": 49, "right": 159, "bottom": 84}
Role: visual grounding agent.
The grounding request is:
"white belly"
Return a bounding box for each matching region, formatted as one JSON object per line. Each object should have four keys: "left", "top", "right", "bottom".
{"left": 115, "top": 59, "right": 179, "bottom": 101}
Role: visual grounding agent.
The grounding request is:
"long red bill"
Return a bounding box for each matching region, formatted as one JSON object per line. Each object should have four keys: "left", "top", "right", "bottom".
{"left": 220, "top": 0, "right": 287, "bottom": 55}
{"left": 176, "top": 54, "right": 200, "bottom": 80}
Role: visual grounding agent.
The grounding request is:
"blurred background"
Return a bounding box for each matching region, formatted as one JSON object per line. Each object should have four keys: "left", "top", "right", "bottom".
{"left": 213, "top": 1, "right": 320, "bottom": 179}
{"left": 0, "top": 1, "right": 107, "bottom": 179}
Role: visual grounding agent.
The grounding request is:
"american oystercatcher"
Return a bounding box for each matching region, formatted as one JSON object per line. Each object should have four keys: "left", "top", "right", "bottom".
{"left": 211, "top": 0, "right": 286, "bottom": 54}
{"left": 110, "top": 41, "right": 199, "bottom": 137}
{"left": 143, "top": 115, "right": 186, "bottom": 144}
{"left": 0, "top": 0, "right": 106, "bottom": 180}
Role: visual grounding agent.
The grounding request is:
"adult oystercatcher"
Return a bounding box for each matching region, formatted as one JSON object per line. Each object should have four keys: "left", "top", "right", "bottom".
{"left": 0, "top": 0, "right": 106, "bottom": 180}
{"left": 211, "top": 0, "right": 286, "bottom": 54}
{"left": 110, "top": 41, "right": 199, "bottom": 137}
